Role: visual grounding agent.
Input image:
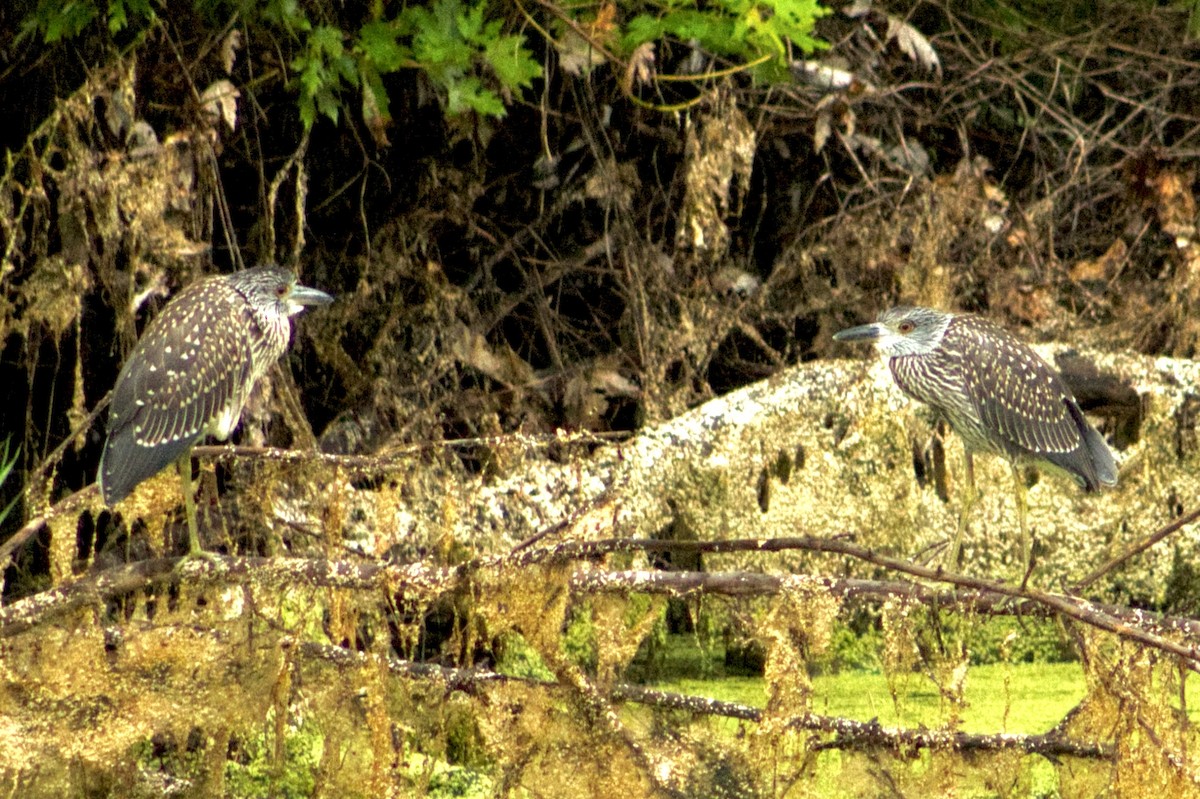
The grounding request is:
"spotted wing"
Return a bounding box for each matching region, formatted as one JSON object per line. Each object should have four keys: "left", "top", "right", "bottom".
{"left": 949, "top": 316, "right": 1106, "bottom": 489}
{"left": 98, "top": 279, "right": 255, "bottom": 505}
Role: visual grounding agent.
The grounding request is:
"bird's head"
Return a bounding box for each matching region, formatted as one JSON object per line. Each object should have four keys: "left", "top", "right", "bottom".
{"left": 833, "top": 305, "right": 953, "bottom": 357}
{"left": 233, "top": 265, "right": 334, "bottom": 317}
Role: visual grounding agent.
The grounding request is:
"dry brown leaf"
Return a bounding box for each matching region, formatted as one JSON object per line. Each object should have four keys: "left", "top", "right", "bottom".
{"left": 626, "top": 41, "right": 656, "bottom": 90}
{"left": 221, "top": 29, "right": 243, "bottom": 74}
{"left": 813, "top": 106, "right": 833, "bottom": 153}
{"left": 199, "top": 79, "right": 240, "bottom": 132}
{"left": 588, "top": 2, "right": 618, "bottom": 42}
{"left": 1070, "top": 239, "right": 1127, "bottom": 282}
{"left": 362, "top": 79, "right": 391, "bottom": 148}
{"left": 885, "top": 17, "right": 941, "bottom": 75}
{"left": 841, "top": 0, "right": 873, "bottom": 18}
{"left": 1152, "top": 170, "right": 1197, "bottom": 248}
{"left": 1003, "top": 286, "right": 1054, "bottom": 324}
{"left": 451, "top": 326, "right": 535, "bottom": 387}
{"left": 556, "top": 30, "right": 605, "bottom": 76}
{"left": 677, "top": 94, "right": 756, "bottom": 252}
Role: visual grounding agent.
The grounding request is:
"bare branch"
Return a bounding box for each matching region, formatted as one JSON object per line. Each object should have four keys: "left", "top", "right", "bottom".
{"left": 1072, "top": 505, "right": 1200, "bottom": 592}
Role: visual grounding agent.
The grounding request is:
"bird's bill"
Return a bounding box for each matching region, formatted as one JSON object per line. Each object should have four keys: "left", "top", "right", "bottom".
{"left": 291, "top": 285, "right": 335, "bottom": 306}
{"left": 832, "top": 322, "right": 887, "bottom": 343}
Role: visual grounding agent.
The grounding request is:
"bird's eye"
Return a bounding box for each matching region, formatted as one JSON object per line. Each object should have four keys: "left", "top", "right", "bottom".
{"left": 275, "top": 283, "right": 288, "bottom": 298}
{"left": 898, "top": 321, "right": 914, "bottom": 333}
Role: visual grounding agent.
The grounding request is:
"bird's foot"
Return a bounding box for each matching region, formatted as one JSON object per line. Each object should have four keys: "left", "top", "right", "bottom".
{"left": 175, "top": 546, "right": 221, "bottom": 569}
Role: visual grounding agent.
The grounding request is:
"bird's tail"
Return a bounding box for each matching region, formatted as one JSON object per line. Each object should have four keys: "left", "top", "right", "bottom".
{"left": 1083, "top": 425, "right": 1118, "bottom": 490}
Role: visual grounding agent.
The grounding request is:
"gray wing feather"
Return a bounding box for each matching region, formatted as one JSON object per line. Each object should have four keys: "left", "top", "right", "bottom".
{"left": 950, "top": 318, "right": 1112, "bottom": 490}
{"left": 99, "top": 280, "right": 254, "bottom": 505}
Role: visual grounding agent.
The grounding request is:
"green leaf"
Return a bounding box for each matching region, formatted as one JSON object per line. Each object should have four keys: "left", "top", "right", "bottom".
{"left": 291, "top": 25, "right": 358, "bottom": 129}
{"left": 35, "top": 0, "right": 99, "bottom": 43}
{"left": 359, "top": 64, "right": 392, "bottom": 123}
{"left": 358, "top": 20, "right": 408, "bottom": 71}
{"left": 310, "top": 24, "right": 345, "bottom": 58}
{"left": 624, "top": 10, "right": 740, "bottom": 57}
{"left": 107, "top": 0, "right": 127, "bottom": 32}
{"left": 316, "top": 87, "right": 341, "bottom": 123}
{"left": 407, "top": 0, "right": 475, "bottom": 73}
{"left": 484, "top": 33, "right": 542, "bottom": 90}
{"left": 751, "top": 0, "right": 828, "bottom": 55}
{"left": 455, "top": 0, "right": 487, "bottom": 43}
{"left": 107, "top": 0, "right": 154, "bottom": 33}
{"left": 447, "top": 76, "right": 505, "bottom": 116}
{"left": 262, "top": 0, "right": 312, "bottom": 35}
{"left": 623, "top": 0, "right": 827, "bottom": 74}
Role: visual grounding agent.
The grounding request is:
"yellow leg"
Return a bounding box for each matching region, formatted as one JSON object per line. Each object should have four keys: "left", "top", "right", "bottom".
{"left": 1011, "top": 463, "right": 1031, "bottom": 579}
{"left": 177, "top": 455, "right": 216, "bottom": 561}
{"left": 947, "top": 451, "right": 977, "bottom": 570}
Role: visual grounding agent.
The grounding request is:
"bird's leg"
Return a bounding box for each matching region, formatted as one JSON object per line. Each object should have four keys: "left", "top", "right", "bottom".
{"left": 177, "top": 455, "right": 217, "bottom": 562}
{"left": 1010, "top": 462, "right": 1032, "bottom": 579}
{"left": 947, "top": 450, "right": 977, "bottom": 570}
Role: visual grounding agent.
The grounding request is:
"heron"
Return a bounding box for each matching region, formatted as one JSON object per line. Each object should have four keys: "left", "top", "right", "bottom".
{"left": 98, "top": 265, "right": 334, "bottom": 557}
{"left": 834, "top": 305, "right": 1116, "bottom": 570}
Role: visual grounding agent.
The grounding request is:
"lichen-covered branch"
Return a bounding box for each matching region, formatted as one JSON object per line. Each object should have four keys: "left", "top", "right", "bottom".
{"left": 535, "top": 536, "right": 1200, "bottom": 671}
{"left": 6, "top": 542, "right": 1198, "bottom": 674}
{"left": 569, "top": 568, "right": 1200, "bottom": 639}
{"left": 299, "top": 642, "right": 1111, "bottom": 761}
{"left": 0, "top": 555, "right": 452, "bottom": 638}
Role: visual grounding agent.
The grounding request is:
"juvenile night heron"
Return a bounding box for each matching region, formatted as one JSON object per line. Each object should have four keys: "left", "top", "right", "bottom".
{"left": 98, "top": 265, "right": 334, "bottom": 557}
{"left": 833, "top": 306, "right": 1117, "bottom": 569}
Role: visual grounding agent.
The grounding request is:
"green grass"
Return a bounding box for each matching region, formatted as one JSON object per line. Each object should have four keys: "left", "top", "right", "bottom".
{"left": 635, "top": 636, "right": 1092, "bottom": 797}
{"left": 639, "top": 633, "right": 1087, "bottom": 734}
{"left": 641, "top": 663, "right": 1084, "bottom": 798}
{"left": 662, "top": 661, "right": 1086, "bottom": 734}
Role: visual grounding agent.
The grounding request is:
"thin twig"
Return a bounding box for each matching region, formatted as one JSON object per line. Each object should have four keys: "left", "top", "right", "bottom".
{"left": 1072, "top": 505, "right": 1200, "bottom": 593}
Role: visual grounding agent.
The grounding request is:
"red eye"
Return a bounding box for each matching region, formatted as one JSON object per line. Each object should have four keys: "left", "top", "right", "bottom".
{"left": 898, "top": 321, "right": 914, "bottom": 333}
{"left": 275, "top": 283, "right": 288, "bottom": 297}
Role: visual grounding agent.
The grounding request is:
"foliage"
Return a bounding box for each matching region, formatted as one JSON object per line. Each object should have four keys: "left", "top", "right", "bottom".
{"left": 9, "top": 0, "right": 1200, "bottom": 792}
{"left": 19, "top": 0, "right": 831, "bottom": 130}
{"left": 1162, "top": 544, "right": 1200, "bottom": 617}
{"left": 816, "top": 620, "right": 883, "bottom": 673}
{"left": 622, "top": 0, "right": 828, "bottom": 81}
{"left": 225, "top": 721, "right": 321, "bottom": 799}
{"left": 20, "top": 0, "right": 543, "bottom": 128}
{"left": 21, "top": 0, "right": 156, "bottom": 40}
{"left": 562, "top": 602, "right": 601, "bottom": 672}
{"left": 823, "top": 613, "right": 1072, "bottom": 671}
{"left": 645, "top": 613, "right": 1072, "bottom": 684}
{"left": 966, "top": 617, "right": 1075, "bottom": 665}
{"left": 495, "top": 631, "right": 555, "bottom": 680}
{"left": 427, "top": 762, "right": 490, "bottom": 798}
{"left": 223, "top": 718, "right": 489, "bottom": 798}
{"left": 1183, "top": 0, "right": 1200, "bottom": 39}
{"left": 290, "top": 0, "right": 545, "bottom": 127}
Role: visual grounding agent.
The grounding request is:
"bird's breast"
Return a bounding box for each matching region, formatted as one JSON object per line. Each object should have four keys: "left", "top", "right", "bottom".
{"left": 889, "top": 354, "right": 1000, "bottom": 454}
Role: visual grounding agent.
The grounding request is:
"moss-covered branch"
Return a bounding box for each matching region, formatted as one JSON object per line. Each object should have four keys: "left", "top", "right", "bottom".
{"left": 7, "top": 544, "right": 1198, "bottom": 675}
{"left": 301, "top": 641, "right": 1112, "bottom": 761}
